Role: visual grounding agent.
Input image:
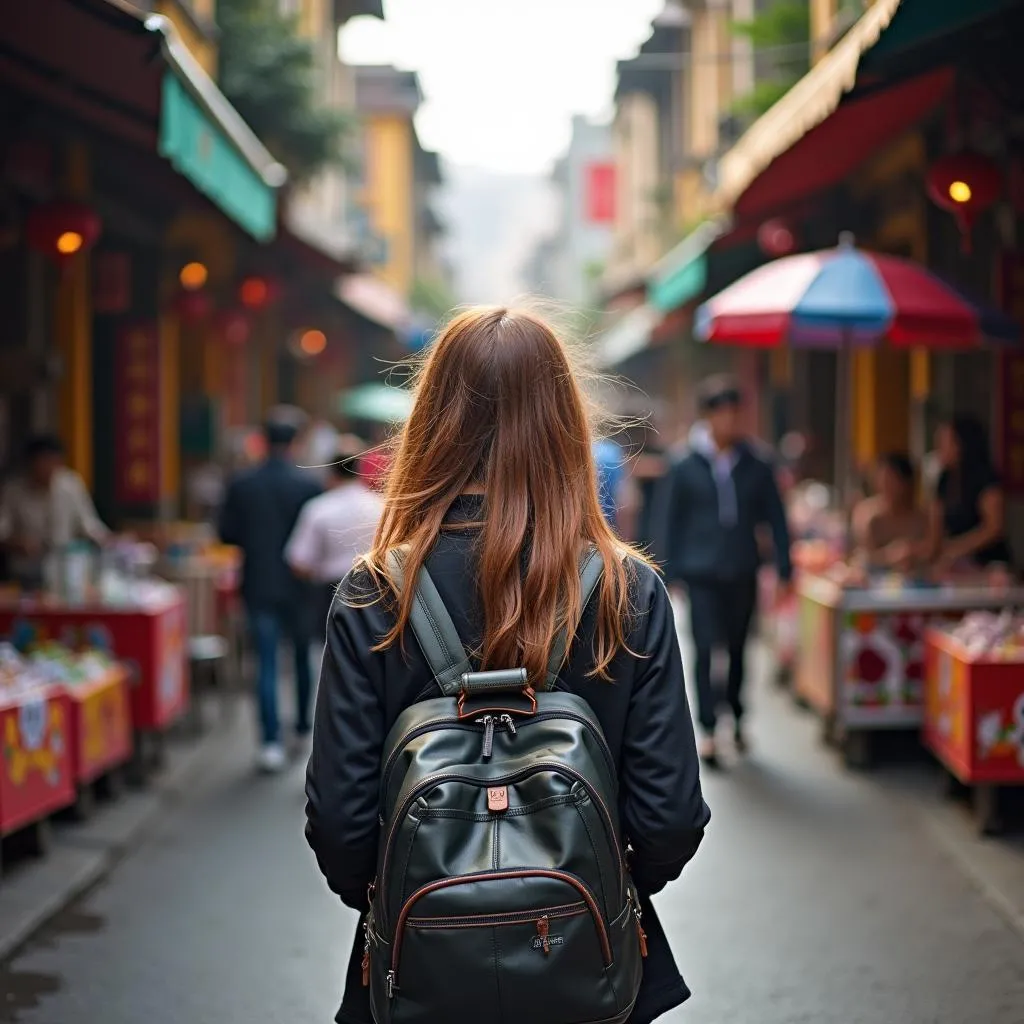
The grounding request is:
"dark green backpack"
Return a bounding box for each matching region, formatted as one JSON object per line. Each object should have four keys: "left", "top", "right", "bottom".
{"left": 363, "top": 549, "right": 645, "bottom": 1024}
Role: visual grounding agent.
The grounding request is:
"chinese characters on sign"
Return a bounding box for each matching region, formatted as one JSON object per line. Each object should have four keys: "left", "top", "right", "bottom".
{"left": 115, "top": 324, "right": 162, "bottom": 504}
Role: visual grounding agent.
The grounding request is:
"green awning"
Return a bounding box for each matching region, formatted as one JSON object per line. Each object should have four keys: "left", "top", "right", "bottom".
{"left": 338, "top": 383, "right": 415, "bottom": 423}
{"left": 159, "top": 72, "right": 278, "bottom": 241}
{"left": 646, "top": 220, "right": 725, "bottom": 314}
{"left": 862, "top": 0, "right": 1019, "bottom": 70}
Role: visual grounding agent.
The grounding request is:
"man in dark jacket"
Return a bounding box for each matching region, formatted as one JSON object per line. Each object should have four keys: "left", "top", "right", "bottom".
{"left": 219, "top": 419, "right": 321, "bottom": 772}
{"left": 657, "top": 375, "right": 792, "bottom": 766}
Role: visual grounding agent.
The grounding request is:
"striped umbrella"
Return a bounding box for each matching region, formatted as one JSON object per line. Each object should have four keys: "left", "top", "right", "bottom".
{"left": 695, "top": 235, "right": 1019, "bottom": 349}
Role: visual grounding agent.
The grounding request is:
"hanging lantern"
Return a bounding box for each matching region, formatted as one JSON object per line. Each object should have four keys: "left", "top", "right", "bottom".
{"left": 757, "top": 218, "right": 797, "bottom": 257}
{"left": 926, "top": 150, "right": 1003, "bottom": 253}
{"left": 170, "top": 287, "right": 212, "bottom": 325}
{"left": 213, "top": 307, "right": 250, "bottom": 347}
{"left": 25, "top": 200, "right": 101, "bottom": 266}
{"left": 238, "top": 274, "right": 280, "bottom": 310}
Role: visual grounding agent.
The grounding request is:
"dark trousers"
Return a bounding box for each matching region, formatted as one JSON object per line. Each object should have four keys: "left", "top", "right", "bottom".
{"left": 687, "top": 577, "right": 758, "bottom": 736}
{"left": 248, "top": 603, "right": 314, "bottom": 745}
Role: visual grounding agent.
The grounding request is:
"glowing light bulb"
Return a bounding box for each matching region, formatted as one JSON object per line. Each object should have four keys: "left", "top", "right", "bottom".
{"left": 948, "top": 180, "right": 972, "bottom": 204}
{"left": 179, "top": 261, "right": 208, "bottom": 290}
{"left": 56, "top": 231, "right": 83, "bottom": 255}
{"left": 299, "top": 329, "right": 326, "bottom": 356}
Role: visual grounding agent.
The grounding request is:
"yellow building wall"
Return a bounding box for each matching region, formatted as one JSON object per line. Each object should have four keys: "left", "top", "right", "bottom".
{"left": 363, "top": 114, "right": 415, "bottom": 296}
{"left": 155, "top": 0, "right": 218, "bottom": 77}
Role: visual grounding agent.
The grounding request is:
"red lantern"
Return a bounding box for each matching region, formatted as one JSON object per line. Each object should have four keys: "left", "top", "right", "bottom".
{"left": 213, "top": 307, "right": 250, "bottom": 347}
{"left": 25, "top": 200, "right": 101, "bottom": 266}
{"left": 170, "top": 287, "right": 212, "bottom": 325}
{"left": 757, "top": 218, "right": 797, "bottom": 257}
{"left": 238, "top": 274, "right": 280, "bottom": 310}
{"left": 926, "top": 150, "right": 1003, "bottom": 253}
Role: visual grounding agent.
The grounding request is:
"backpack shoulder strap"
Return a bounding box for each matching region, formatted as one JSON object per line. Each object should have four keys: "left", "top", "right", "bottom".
{"left": 387, "top": 549, "right": 472, "bottom": 697}
{"left": 544, "top": 547, "right": 605, "bottom": 690}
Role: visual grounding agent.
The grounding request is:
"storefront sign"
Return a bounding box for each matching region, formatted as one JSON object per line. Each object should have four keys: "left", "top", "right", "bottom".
{"left": 585, "top": 163, "right": 616, "bottom": 224}
{"left": 115, "top": 323, "right": 162, "bottom": 504}
{"left": 997, "top": 254, "right": 1024, "bottom": 496}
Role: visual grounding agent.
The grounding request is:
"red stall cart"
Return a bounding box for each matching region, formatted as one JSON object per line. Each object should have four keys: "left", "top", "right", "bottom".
{"left": 924, "top": 628, "right": 1024, "bottom": 835}
{"left": 0, "top": 594, "right": 189, "bottom": 774}
{"left": 0, "top": 683, "right": 74, "bottom": 866}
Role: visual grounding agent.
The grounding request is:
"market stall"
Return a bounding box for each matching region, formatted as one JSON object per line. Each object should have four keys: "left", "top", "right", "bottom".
{"left": 924, "top": 612, "right": 1024, "bottom": 834}
{"left": 0, "top": 577, "right": 188, "bottom": 773}
{"left": 0, "top": 645, "right": 75, "bottom": 865}
{"left": 795, "top": 571, "right": 1024, "bottom": 766}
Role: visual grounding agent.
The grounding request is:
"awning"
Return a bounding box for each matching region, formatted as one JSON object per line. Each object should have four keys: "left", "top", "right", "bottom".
{"left": 716, "top": 0, "right": 903, "bottom": 211}
{"left": 338, "top": 383, "right": 414, "bottom": 424}
{"left": 862, "top": 0, "right": 1019, "bottom": 73}
{"left": 647, "top": 219, "right": 728, "bottom": 314}
{"left": 148, "top": 14, "right": 286, "bottom": 241}
{"left": 595, "top": 305, "right": 661, "bottom": 368}
{"left": 336, "top": 274, "right": 411, "bottom": 332}
{"left": 0, "top": 1, "right": 284, "bottom": 242}
{"left": 732, "top": 66, "right": 953, "bottom": 221}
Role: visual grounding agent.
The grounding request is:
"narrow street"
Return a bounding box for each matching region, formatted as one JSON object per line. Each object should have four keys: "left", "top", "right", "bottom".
{"left": 3, "top": 634, "right": 1023, "bottom": 1024}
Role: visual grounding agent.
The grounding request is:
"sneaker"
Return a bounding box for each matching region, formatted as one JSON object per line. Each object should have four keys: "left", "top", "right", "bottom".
{"left": 258, "top": 743, "right": 287, "bottom": 774}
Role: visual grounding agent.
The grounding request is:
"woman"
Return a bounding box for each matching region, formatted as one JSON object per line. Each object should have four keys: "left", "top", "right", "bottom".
{"left": 305, "top": 307, "right": 710, "bottom": 1024}
{"left": 852, "top": 452, "right": 927, "bottom": 570}
{"left": 922, "top": 416, "right": 1011, "bottom": 571}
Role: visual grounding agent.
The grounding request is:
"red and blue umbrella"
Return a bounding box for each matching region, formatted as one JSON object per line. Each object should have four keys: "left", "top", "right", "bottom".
{"left": 695, "top": 238, "right": 1020, "bottom": 349}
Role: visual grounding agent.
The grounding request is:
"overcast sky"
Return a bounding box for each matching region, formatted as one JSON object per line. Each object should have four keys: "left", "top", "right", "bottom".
{"left": 340, "top": 0, "right": 665, "bottom": 174}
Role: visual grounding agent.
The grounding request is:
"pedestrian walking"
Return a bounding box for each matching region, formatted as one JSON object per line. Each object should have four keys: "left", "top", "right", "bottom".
{"left": 285, "top": 440, "right": 384, "bottom": 633}
{"left": 305, "top": 307, "right": 709, "bottom": 1024}
{"left": 656, "top": 375, "right": 792, "bottom": 767}
{"left": 219, "top": 419, "right": 321, "bottom": 773}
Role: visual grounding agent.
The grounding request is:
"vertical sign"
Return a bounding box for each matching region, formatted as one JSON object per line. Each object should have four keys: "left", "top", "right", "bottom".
{"left": 115, "top": 323, "right": 162, "bottom": 504}
{"left": 997, "top": 254, "right": 1024, "bottom": 496}
{"left": 585, "top": 163, "right": 616, "bottom": 224}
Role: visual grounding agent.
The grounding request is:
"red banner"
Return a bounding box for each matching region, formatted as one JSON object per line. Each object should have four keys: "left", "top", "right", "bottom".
{"left": 585, "top": 162, "right": 616, "bottom": 224}
{"left": 115, "top": 323, "right": 162, "bottom": 505}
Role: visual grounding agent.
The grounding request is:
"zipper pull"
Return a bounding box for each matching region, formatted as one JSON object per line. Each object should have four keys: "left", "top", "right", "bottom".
{"left": 479, "top": 715, "right": 495, "bottom": 759}
{"left": 386, "top": 970, "right": 397, "bottom": 999}
{"left": 500, "top": 713, "right": 517, "bottom": 737}
{"left": 537, "top": 915, "right": 551, "bottom": 955}
{"left": 632, "top": 897, "right": 649, "bottom": 958}
{"left": 361, "top": 920, "right": 371, "bottom": 986}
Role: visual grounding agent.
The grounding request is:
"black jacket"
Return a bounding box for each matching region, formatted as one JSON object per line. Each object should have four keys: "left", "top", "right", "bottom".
{"left": 218, "top": 456, "right": 320, "bottom": 610}
{"left": 656, "top": 438, "right": 792, "bottom": 585}
{"left": 305, "top": 495, "right": 710, "bottom": 1024}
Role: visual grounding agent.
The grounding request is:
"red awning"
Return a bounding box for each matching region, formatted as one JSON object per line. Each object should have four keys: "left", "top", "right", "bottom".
{"left": 733, "top": 67, "right": 955, "bottom": 222}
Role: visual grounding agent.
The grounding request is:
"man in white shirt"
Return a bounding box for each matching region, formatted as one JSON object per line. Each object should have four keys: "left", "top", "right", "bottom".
{"left": 285, "top": 444, "right": 384, "bottom": 632}
{"left": 0, "top": 434, "right": 109, "bottom": 587}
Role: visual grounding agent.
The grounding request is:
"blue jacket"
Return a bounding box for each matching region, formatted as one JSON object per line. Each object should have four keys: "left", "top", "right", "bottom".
{"left": 656, "top": 431, "right": 792, "bottom": 585}
{"left": 218, "top": 457, "right": 321, "bottom": 609}
{"left": 593, "top": 439, "right": 624, "bottom": 528}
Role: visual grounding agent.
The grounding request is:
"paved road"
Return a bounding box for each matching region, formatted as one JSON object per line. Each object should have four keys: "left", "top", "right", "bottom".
{"left": 2, "top": 639, "right": 1024, "bottom": 1024}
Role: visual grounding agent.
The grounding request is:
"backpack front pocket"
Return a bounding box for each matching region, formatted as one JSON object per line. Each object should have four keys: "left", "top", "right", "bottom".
{"left": 374, "top": 869, "right": 630, "bottom": 1024}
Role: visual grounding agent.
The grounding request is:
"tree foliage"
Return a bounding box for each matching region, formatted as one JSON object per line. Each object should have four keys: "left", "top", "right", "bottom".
{"left": 217, "top": 0, "right": 352, "bottom": 182}
{"left": 730, "top": 0, "right": 811, "bottom": 121}
{"left": 410, "top": 276, "right": 457, "bottom": 321}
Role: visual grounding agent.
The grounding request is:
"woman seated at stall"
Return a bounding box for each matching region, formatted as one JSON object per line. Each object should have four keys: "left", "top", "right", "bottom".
{"left": 919, "top": 416, "right": 1011, "bottom": 572}
{"left": 852, "top": 452, "right": 927, "bottom": 570}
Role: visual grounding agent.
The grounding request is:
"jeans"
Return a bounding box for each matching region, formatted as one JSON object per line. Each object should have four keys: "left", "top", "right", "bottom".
{"left": 687, "top": 577, "right": 758, "bottom": 737}
{"left": 249, "top": 605, "right": 314, "bottom": 745}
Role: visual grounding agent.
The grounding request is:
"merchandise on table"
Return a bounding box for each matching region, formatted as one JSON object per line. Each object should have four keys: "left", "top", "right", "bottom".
{"left": 795, "top": 571, "right": 1024, "bottom": 766}
{"left": 942, "top": 611, "right": 1024, "bottom": 660}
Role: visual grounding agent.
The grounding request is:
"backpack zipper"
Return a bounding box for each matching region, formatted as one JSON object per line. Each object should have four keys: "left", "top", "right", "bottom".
{"left": 380, "top": 708, "right": 615, "bottom": 806}
{"left": 377, "top": 761, "right": 622, "bottom": 932}
{"left": 387, "top": 869, "right": 611, "bottom": 1000}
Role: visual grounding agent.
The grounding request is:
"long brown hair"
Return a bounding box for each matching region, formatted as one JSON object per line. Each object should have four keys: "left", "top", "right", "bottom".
{"left": 363, "top": 306, "right": 641, "bottom": 683}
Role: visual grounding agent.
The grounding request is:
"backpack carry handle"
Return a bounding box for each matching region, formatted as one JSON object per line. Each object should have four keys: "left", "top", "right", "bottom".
{"left": 457, "top": 668, "right": 536, "bottom": 719}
